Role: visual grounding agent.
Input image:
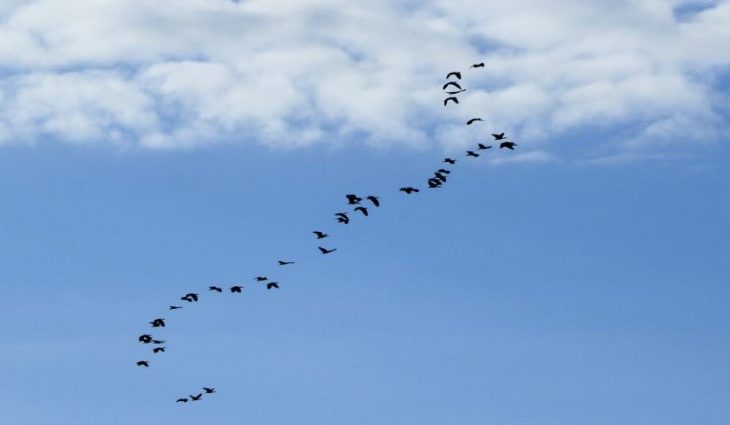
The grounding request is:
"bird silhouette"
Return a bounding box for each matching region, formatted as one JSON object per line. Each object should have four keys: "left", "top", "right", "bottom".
{"left": 428, "top": 179, "right": 442, "bottom": 188}
{"left": 470, "top": 62, "right": 485, "bottom": 68}
{"left": 169, "top": 305, "right": 182, "bottom": 310}
{"left": 446, "top": 71, "right": 462, "bottom": 80}
{"left": 354, "top": 206, "right": 368, "bottom": 216}
{"left": 500, "top": 141, "right": 518, "bottom": 150}
{"left": 445, "top": 89, "right": 467, "bottom": 95}
{"left": 318, "top": 246, "right": 337, "bottom": 254}
{"left": 335, "top": 212, "right": 350, "bottom": 224}
{"left": 203, "top": 387, "right": 216, "bottom": 394}
{"left": 176, "top": 398, "right": 188, "bottom": 403}
{"left": 466, "top": 118, "right": 483, "bottom": 125}
{"left": 190, "top": 393, "right": 203, "bottom": 401}
{"left": 136, "top": 360, "right": 149, "bottom": 367}
{"left": 230, "top": 285, "right": 243, "bottom": 293}
{"left": 443, "top": 158, "right": 457, "bottom": 165}
{"left": 399, "top": 187, "right": 420, "bottom": 194}
{"left": 181, "top": 293, "right": 199, "bottom": 302}
{"left": 152, "top": 339, "right": 166, "bottom": 345}
{"left": 434, "top": 172, "right": 448, "bottom": 182}
{"left": 345, "top": 194, "right": 362, "bottom": 204}
{"left": 478, "top": 143, "right": 492, "bottom": 150}
{"left": 313, "top": 231, "right": 328, "bottom": 239}
{"left": 466, "top": 151, "right": 480, "bottom": 157}
{"left": 138, "top": 334, "right": 152, "bottom": 344}
{"left": 443, "top": 97, "right": 459, "bottom": 106}
{"left": 150, "top": 318, "right": 165, "bottom": 328}
{"left": 254, "top": 276, "right": 268, "bottom": 282}
{"left": 442, "top": 81, "right": 462, "bottom": 90}
{"left": 492, "top": 133, "right": 506, "bottom": 140}
{"left": 153, "top": 347, "right": 166, "bottom": 353}
{"left": 278, "top": 260, "right": 295, "bottom": 266}
{"left": 437, "top": 168, "right": 451, "bottom": 174}
{"left": 366, "top": 196, "right": 380, "bottom": 207}
{"left": 267, "top": 282, "right": 280, "bottom": 290}
{"left": 209, "top": 286, "right": 223, "bottom": 293}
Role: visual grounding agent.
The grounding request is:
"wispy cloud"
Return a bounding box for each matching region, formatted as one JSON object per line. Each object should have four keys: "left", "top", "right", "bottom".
{"left": 0, "top": 0, "right": 728, "bottom": 158}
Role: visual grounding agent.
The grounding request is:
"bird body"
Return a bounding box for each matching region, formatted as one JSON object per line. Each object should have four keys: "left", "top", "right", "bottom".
{"left": 335, "top": 212, "right": 350, "bottom": 224}
{"left": 443, "top": 158, "right": 456, "bottom": 165}
{"left": 153, "top": 347, "right": 166, "bottom": 353}
{"left": 443, "top": 97, "right": 459, "bottom": 106}
{"left": 345, "top": 194, "right": 362, "bottom": 204}
{"left": 136, "top": 360, "right": 149, "bottom": 367}
{"left": 313, "top": 231, "right": 328, "bottom": 239}
{"left": 437, "top": 168, "right": 451, "bottom": 174}
{"left": 399, "top": 187, "right": 419, "bottom": 194}
{"left": 492, "top": 133, "right": 506, "bottom": 140}
{"left": 366, "top": 196, "right": 380, "bottom": 207}
{"left": 150, "top": 318, "right": 165, "bottom": 328}
{"left": 470, "top": 62, "right": 485, "bottom": 68}
{"left": 428, "top": 179, "right": 442, "bottom": 188}
{"left": 138, "top": 334, "right": 152, "bottom": 344}
{"left": 254, "top": 276, "right": 268, "bottom": 282}
{"left": 190, "top": 393, "right": 203, "bottom": 401}
{"left": 434, "top": 172, "right": 447, "bottom": 182}
{"left": 446, "top": 71, "right": 462, "bottom": 80}
{"left": 477, "top": 143, "right": 492, "bottom": 150}
{"left": 466, "top": 118, "right": 483, "bottom": 125}
{"left": 278, "top": 260, "right": 295, "bottom": 266}
{"left": 203, "top": 387, "right": 216, "bottom": 394}
{"left": 442, "top": 81, "right": 462, "bottom": 90}
{"left": 169, "top": 305, "right": 182, "bottom": 310}
{"left": 466, "top": 151, "right": 480, "bottom": 157}
{"left": 181, "top": 293, "right": 198, "bottom": 302}
{"left": 176, "top": 398, "right": 188, "bottom": 403}
{"left": 230, "top": 285, "right": 243, "bottom": 293}
{"left": 354, "top": 206, "right": 369, "bottom": 216}
{"left": 267, "top": 282, "right": 280, "bottom": 290}
{"left": 318, "top": 246, "right": 337, "bottom": 254}
{"left": 209, "top": 286, "right": 223, "bottom": 293}
{"left": 500, "top": 141, "right": 518, "bottom": 150}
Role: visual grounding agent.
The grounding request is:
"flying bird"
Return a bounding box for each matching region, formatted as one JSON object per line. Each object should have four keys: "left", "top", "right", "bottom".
{"left": 437, "top": 168, "right": 451, "bottom": 174}
{"left": 209, "top": 286, "right": 223, "bottom": 293}
{"left": 176, "top": 398, "right": 188, "bottom": 403}
{"left": 267, "top": 282, "right": 280, "bottom": 290}
{"left": 470, "top": 62, "right": 485, "bottom": 68}
{"left": 442, "top": 81, "right": 462, "bottom": 90}
{"left": 434, "top": 172, "right": 447, "bottom": 182}
{"left": 169, "top": 305, "right": 182, "bottom": 310}
{"left": 443, "top": 97, "right": 459, "bottom": 106}
{"left": 203, "top": 387, "right": 216, "bottom": 394}
{"left": 428, "top": 179, "right": 442, "bottom": 188}
{"left": 399, "top": 187, "right": 419, "bottom": 194}
{"left": 230, "top": 285, "right": 243, "bottom": 293}
{"left": 278, "top": 260, "right": 295, "bottom": 266}
{"left": 354, "top": 206, "right": 368, "bottom": 216}
{"left": 254, "top": 276, "right": 268, "bottom": 282}
{"left": 313, "top": 231, "right": 328, "bottom": 239}
{"left": 466, "top": 151, "right": 480, "bottom": 158}
{"left": 500, "top": 141, "right": 518, "bottom": 150}
{"left": 443, "top": 158, "right": 456, "bottom": 165}
{"left": 181, "top": 293, "right": 199, "bottom": 302}
{"left": 138, "top": 334, "right": 152, "bottom": 344}
{"left": 466, "top": 118, "right": 483, "bottom": 125}
{"left": 445, "top": 89, "right": 467, "bottom": 95}
{"left": 150, "top": 318, "right": 165, "bottom": 328}
{"left": 478, "top": 143, "right": 492, "bottom": 150}
{"left": 153, "top": 347, "right": 166, "bottom": 353}
{"left": 446, "top": 71, "right": 461, "bottom": 80}
{"left": 318, "top": 246, "right": 337, "bottom": 254}
{"left": 345, "top": 194, "right": 362, "bottom": 204}
{"left": 335, "top": 212, "right": 350, "bottom": 224}
{"left": 492, "top": 133, "right": 506, "bottom": 140}
{"left": 190, "top": 394, "right": 203, "bottom": 401}
{"left": 366, "top": 196, "right": 380, "bottom": 207}
{"left": 136, "top": 361, "right": 149, "bottom": 367}
{"left": 152, "top": 339, "right": 166, "bottom": 345}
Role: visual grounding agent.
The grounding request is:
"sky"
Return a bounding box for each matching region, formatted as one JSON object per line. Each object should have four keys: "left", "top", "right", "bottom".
{"left": 1, "top": 1, "right": 729, "bottom": 424}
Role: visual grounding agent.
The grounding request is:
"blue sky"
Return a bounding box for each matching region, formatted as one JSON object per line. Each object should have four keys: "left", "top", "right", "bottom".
{"left": 1, "top": 1, "right": 730, "bottom": 424}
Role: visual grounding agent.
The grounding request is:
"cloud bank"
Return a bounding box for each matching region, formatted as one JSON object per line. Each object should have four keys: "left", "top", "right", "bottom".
{"left": 0, "top": 0, "right": 728, "bottom": 158}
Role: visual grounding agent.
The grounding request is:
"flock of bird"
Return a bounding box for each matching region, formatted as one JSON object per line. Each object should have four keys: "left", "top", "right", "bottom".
{"left": 135, "top": 61, "right": 519, "bottom": 404}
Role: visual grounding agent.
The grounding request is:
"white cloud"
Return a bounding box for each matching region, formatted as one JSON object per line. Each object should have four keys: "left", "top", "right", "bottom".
{"left": 0, "top": 0, "right": 728, "bottom": 158}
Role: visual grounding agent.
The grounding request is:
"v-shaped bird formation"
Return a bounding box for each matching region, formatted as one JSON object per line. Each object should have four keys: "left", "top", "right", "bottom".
{"left": 135, "top": 62, "right": 519, "bottom": 404}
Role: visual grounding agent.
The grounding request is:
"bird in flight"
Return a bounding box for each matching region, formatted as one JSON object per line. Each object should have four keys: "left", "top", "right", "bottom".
{"left": 466, "top": 151, "right": 480, "bottom": 158}
{"left": 492, "top": 133, "right": 506, "bottom": 140}
{"left": 190, "top": 393, "right": 203, "bottom": 401}
{"left": 446, "top": 71, "right": 461, "bottom": 80}
{"left": 152, "top": 339, "right": 166, "bottom": 345}
{"left": 136, "top": 360, "right": 149, "bottom": 367}
{"left": 181, "top": 293, "right": 199, "bottom": 302}
{"left": 278, "top": 260, "right": 295, "bottom": 266}
{"left": 434, "top": 172, "right": 448, "bottom": 182}
{"left": 445, "top": 89, "right": 467, "bottom": 95}
{"left": 138, "top": 334, "right": 152, "bottom": 344}
{"left": 169, "top": 305, "right": 182, "bottom": 310}
{"left": 254, "top": 276, "right": 268, "bottom": 282}
{"left": 399, "top": 187, "right": 419, "bottom": 194}
{"left": 470, "top": 62, "right": 485, "bottom": 68}
{"left": 153, "top": 347, "right": 166, "bottom": 353}
{"left": 209, "top": 286, "right": 223, "bottom": 293}
{"left": 466, "top": 118, "right": 483, "bottom": 125}
{"left": 366, "top": 196, "right": 380, "bottom": 207}
{"left": 203, "top": 387, "right": 216, "bottom": 394}
{"left": 150, "top": 318, "right": 165, "bottom": 328}
{"left": 267, "top": 282, "right": 280, "bottom": 290}
{"left": 478, "top": 143, "right": 492, "bottom": 150}
{"left": 335, "top": 212, "right": 350, "bottom": 224}
{"left": 345, "top": 194, "right": 362, "bottom": 205}
{"left": 313, "top": 231, "right": 328, "bottom": 239}
{"left": 176, "top": 398, "right": 188, "bottom": 403}
{"left": 428, "top": 179, "right": 442, "bottom": 189}
{"left": 437, "top": 168, "right": 451, "bottom": 174}
{"left": 318, "top": 246, "right": 337, "bottom": 254}
{"left": 354, "top": 206, "right": 368, "bottom": 216}
{"left": 443, "top": 97, "right": 459, "bottom": 106}
{"left": 500, "top": 141, "right": 518, "bottom": 150}
{"left": 230, "top": 285, "right": 243, "bottom": 293}
{"left": 442, "top": 81, "right": 462, "bottom": 90}
{"left": 443, "top": 158, "right": 456, "bottom": 165}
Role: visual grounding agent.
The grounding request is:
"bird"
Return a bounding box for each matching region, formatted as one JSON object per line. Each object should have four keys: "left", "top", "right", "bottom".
{"left": 150, "top": 318, "right": 165, "bottom": 328}
{"left": 209, "top": 286, "right": 223, "bottom": 293}
{"left": 136, "top": 360, "right": 149, "bottom": 367}
{"left": 445, "top": 89, "right": 467, "bottom": 95}
{"left": 492, "top": 133, "right": 506, "bottom": 140}
{"left": 466, "top": 151, "right": 480, "bottom": 157}
{"left": 443, "top": 158, "right": 456, "bottom": 165}
{"left": 153, "top": 347, "right": 166, "bottom": 353}
{"left": 190, "top": 393, "right": 203, "bottom": 401}
{"left": 345, "top": 194, "right": 362, "bottom": 204}
{"left": 366, "top": 196, "right": 380, "bottom": 207}
{"left": 203, "top": 387, "right": 216, "bottom": 394}
{"left": 443, "top": 97, "right": 459, "bottom": 106}
{"left": 428, "top": 179, "right": 442, "bottom": 188}
{"left": 181, "top": 293, "right": 198, "bottom": 302}
{"left": 138, "top": 334, "right": 152, "bottom": 344}
{"left": 477, "top": 143, "right": 492, "bottom": 150}
{"left": 267, "top": 282, "right": 280, "bottom": 290}
{"left": 466, "top": 118, "right": 483, "bottom": 125}
{"left": 437, "top": 168, "right": 451, "bottom": 174}
{"left": 278, "top": 260, "right": 295, "bottom": 266}
{"left": 500, "top": 141, "right": 518, "bottom": 150}
{"left": 169, "top": 305, "right": 182, "bottom": 310}
{"left": 335, "top": 212, "right": 350, "bottom": 224}
{"left": 230, "top": 285, "right": 243, "bottom": 293}
{"left": 470, "top": 62, "right": 485, "bottom": 68}
{"left": 399, "top": 187, "right": 419, "bottom": 194}
{"left": 318, "top": 246, "right": 337, "bottom": 254}
{"left": 434, "top": 172, "right": 447, "bottom": 182}
{"left": 354, "top": 206, "right": 368, "bottom": 216}
{"left": 446, "top": 71, "right": 461, "bottom": 80}
{"left": 152, "top": 339, "right": 166, "bottom": 345}
{"left": 313, "top": 231, "right": 328, "bottom": 239}
{"left": 254, "top": 276, "right": 268, "bottom": 282}
{"left": 442, "top": 81, "right": 462, "bottom": 90}
{"left": 176, "top": 398, "right": 188, "bottom": 403}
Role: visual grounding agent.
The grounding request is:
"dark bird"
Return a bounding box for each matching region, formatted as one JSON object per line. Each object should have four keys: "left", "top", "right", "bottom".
{"left": 153, "top": 347, "right": 166, "bottom": 353}
{"left": 136, "top": 360, "right": 149, "bottom": 367}
{"left": 267, "top": 282, "right": 280, "bottom": 290}
{"left": 230, "top": 285, "right": 243, "bottom": 293}
{"left": 313, "top": 231, "right": 328, "bottom": 239}
{"left": 446, "top": 71, "right": 461, "bottom": 80}
{"left": 428, "top": 179, "right": 442, "bottom": 188}
{"left": 181, "top": 293, "right": 199, "bottom": 302}
{"left": 176, "top": 398, "right": 188, "bottom": 403}
{"left": 169, "top": 305, "right": 182, "bottom": 310}
{"left": 209, "top": 286, "right": 223, "bottom": 293}
{"left": 437, "top": 168, "right": 451, "bottom": 174}
{"left": 318, "top": 246, "right": 337, "bottom": 254}
{"left": 470, "top": 62, "right": 485, "bottom": 68}
{"left": 138, "top": 334, "right": 152, "bottom": 344}
{"left": 442, "top": 81, "right": 462, "bottom": 90}
{"left": 150, "top": 318, "right": 165, "bottom": 328}
{"left": 445, "top": 89, "right": 467, "bottom": 95}
{"left": 434, "top": 172, "right": 447, "bottom": 182}
{"left": 190, "top": 393, "right": 203, "bottom": 401}
{"left": 466, "top": 118, "right": 483, "bottom": 125}
{"left": 254, "top": 276, "right": 268, "bottom": 282}
{"left": 492, "top": 132, "right": 506, "bottom": 140}
{"left": 466, "top": 151, "right": 480, "bottom": 157}
{"left": 345, "top": 194, "right": 362, "bottom": 204}
{"left": 278, "top": 260, "right": 295, "bottom": 266}
{"left": 500, "top": 141, "right": 518, "bottom": 150}
{"left": 335, "top": 212, "right": 350, "bottom": 224}
{"left": 152, "top": 339, "right": 166, "bottom": 345}
{"left": 366, "top": 196, "right": 380, "bottom": 207}
{"left": 203, "top": 387, "right": 216, "bottom": 394}
{"left": 443, "top": 96, "right": 459, "bottom": 106}
{"left": 478, "top": 143, "right": 492, "bottom": 150}
{"left": 354, "top": 206, "right": 368, "bottom": 216}
{"left": 399, "top": 187, "right": 420, "bottom": 194}
{"left": 443, "top": 158, "right": 456, "bottom": 165}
